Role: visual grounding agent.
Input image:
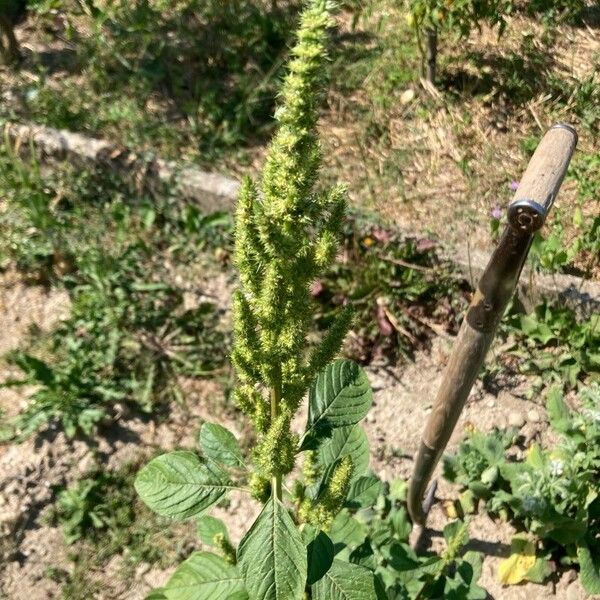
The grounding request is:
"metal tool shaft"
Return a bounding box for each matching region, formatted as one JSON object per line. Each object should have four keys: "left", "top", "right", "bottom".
{"left": 407, "top": 124, "right": 578, "bottom": 525}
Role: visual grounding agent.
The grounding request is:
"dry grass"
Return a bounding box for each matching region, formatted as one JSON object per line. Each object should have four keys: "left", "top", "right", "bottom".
{"left": 316, "top": 6, "right": 599, "bottom": 273}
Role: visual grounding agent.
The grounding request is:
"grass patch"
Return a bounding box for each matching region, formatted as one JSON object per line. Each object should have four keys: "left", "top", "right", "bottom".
{"left": 0, "top": 149, "right": 232, "bottom": 440}
{"left": 8, "top": 0, "right": 304, "bottom": 162}
{"left": 45, "top": 461, "right": 197, "bottom": 599}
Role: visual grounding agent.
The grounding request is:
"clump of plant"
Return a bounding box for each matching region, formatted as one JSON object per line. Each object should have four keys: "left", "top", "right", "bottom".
{"left": 443, "top": 427, "right": 517, "bottom": 508}
{"left": 0, "top": 147, "right": 234, "bottom": 440}
{"left": 502, "top": 302, "right": 600, "bottom": 392}
{"left": 134, "top": 3, "right": 484, "bottom": 598}
{"left": 16, "top": 0, "right": 302, "bottom": 159}
{"left": 5, "top": 242, "right": 228, "bottom": 440}
{"left": 529, "top": 153, "right": 600, "bottom": 276}
{"left": 47, "top": 462, "right": 196, "bottom": 598}
{"left": 443, "top": 384, "right": 600, "bottom": 593}
{"left": 314, "top": 212, "right": 466, "bottom": 364}
{"left": 326, "top": 480, "right": 487, "bottom": 598}
{"left": 0, "top": 146, "right": 234, "bottom": 282}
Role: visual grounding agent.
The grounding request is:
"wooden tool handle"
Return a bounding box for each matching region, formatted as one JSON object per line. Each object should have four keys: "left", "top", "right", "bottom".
{"left": 407, "top": 124, "right": 578, "bottom": 525}
{"left": 508, "top": 124, "right": 578, "bottom": 233}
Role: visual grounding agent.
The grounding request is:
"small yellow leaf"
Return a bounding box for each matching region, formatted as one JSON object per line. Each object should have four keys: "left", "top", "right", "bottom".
{"left": 363, "top": 237, "right": 374, "bottom": 248}
{"left": 443, "top": 500, "right": 458, "bottom": 519}
{"left": 498, "top": 540, "right": 536, "bottom": 585}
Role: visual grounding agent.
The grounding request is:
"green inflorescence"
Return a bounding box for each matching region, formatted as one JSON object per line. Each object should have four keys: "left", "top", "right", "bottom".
{"left": 300, "top": 455, "right": 354, "bottom": 529}
{"left": 302, "top": 450, "right": 321, "bottom": 486}
{"left": 213, "top": 532, "right": 237, "bottom": 565}
{"left": 231, "top": 0, "right": 352, "bottom": 489}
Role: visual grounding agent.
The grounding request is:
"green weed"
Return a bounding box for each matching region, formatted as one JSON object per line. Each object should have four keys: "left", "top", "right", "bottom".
{"left": 5, "top": 241, "right": 229, "bottom": 439}
{"left": 499, "top": 302, "right": 600, "bottom": 393}
{"left": 444, "top": 383, "right": 600, "bottom": 593}
{"left": 47, "top": 461, "right": 196, "bottom": 598}
{"left": 0, "top": 151, "right": 232, "bottom": 440}
{"left": 51, "top": 462, "right": 187, "bottom": 561}
{"left": 324, "top": 481, "right": 487, "bottom": 598}
{"left": 14, "top": 0, "right": 303, "bottom": 160}
{"left": 132, "top": 5, "right": 487, "bottom": 598}
{"left": 315, "top": 212, "right": 467, "bottom": 363}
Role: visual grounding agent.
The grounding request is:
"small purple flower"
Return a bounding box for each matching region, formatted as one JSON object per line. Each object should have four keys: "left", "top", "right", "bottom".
{"left": 491, "top": 206, "right": 502, "bottom": 220}
{"left": 509, "top": 181, "right": 520, "bottom": 191}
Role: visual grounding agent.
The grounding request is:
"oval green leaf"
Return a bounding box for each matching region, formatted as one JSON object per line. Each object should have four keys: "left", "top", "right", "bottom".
{"left": 200, "top": 422, "right": 245, "bottom": 468}
{"left": 578, "top": 541, "right": 600, "bottom": 594}
{"left": 197, "top": 515, "right": 229, "bottom": 546}
{"left": 318, "top": 425, "right": 369, "bottom": 482}
{"left": 304, "top": 360, "right": 372, "bottom": 446}
{"left": 238, "top": 497, "right": 307, "bottom": 600}
{"left": 312, "top": 559, "right": 378, "bottom": 599}
{"left": 135, "top": 451, "right": 233, "bottom": 520}
{"left": 307, "top": 530, "right": 335, "bottom": 586}
{"left": 345, "top": 476, "right": 382, "bottom": 509}
{"left": 164, "top": 551, "right": 247, "bottom": 600}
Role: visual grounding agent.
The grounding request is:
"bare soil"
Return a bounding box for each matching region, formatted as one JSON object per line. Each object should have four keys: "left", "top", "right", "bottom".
{"left": 0, "top": 270, "right": 594, "bottom": 599}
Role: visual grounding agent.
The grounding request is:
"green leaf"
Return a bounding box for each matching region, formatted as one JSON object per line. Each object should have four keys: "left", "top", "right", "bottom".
{"left": 577, "top": 541, "right": 600, "bottom": 594}
{"left": 443, "top": 519, "right": 469, "bottom": 546}
{"left": 458, "top": 489, "right": 477, "bottom": 515}
{"left": 307, "top": 530, "right": 335, "bottom": 585}
{"left": 391, "top": 507, "right": 412, "bottom": 541}
{"left": 237, "top": 497, "right": 307, "bottom": 600}
{"left": 135, "top": 451, "right": 232, "bottom": 520}
{"left": 546, "top": 387, "right": 572, "bottom": 434}
{"left": 318, "top": 425, "right": 369, "bottom": 482}
{"left": 11, "top": 353, "right": 55, "bottom": 386}
{"left": 349, "top": 539, "right": 376, "bottom": 570}
{"left": 388, "top": 479, "right": 408, "bottom": 502}
{"left": 462, "top": 550, "right": 483, "bottom": 583}
{"left": 525, "top": 557, "right": 553, "bottom": 584}
{"left": 345, "top": 476, "right": 382, "bottom": 509}
{"left": 312, "top": 559, "right": 378, "bottom": 599}
{"left": 163, "top": 551, "right": 247, "bottom": 600}
{"left": 197, "top": 515, "right": 229, "bottom": 546}
{"left": 303, "top": 360, "right": 372, "bottom": 447}
{"left": 525, "top": 444, "right": 546, "bottom": 470}
{"left": 200, "top": 422, "right": 245, "bottom": 468}
{"left": 329, "top": 510, "right": 366, "bottom": 550}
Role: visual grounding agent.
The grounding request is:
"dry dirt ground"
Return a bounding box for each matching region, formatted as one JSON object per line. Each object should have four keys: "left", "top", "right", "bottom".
{"left": 0, "top": 270, "right": 593, "bottom": 600}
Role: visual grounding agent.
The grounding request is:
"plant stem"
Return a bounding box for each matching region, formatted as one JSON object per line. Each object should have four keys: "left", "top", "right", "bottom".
{"left": 271, "top": 366, "right": 283, "bottom": 501}
{"left": 425, "top": 26, "right": 437, "bottom": 84}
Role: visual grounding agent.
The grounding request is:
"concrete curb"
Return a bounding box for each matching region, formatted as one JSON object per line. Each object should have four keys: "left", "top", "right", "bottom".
{"left": 3, "top": 121, "right": 239, "bottom": 213}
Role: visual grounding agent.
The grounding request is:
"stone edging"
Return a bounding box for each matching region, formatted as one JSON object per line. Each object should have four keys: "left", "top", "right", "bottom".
{"left": 3, "top": 121, "right": 239, "bottom": 213}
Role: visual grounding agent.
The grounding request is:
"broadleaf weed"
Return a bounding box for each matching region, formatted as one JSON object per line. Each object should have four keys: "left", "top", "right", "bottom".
{"left": 134, "top": 3, "right": 483, "bottom": 599}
